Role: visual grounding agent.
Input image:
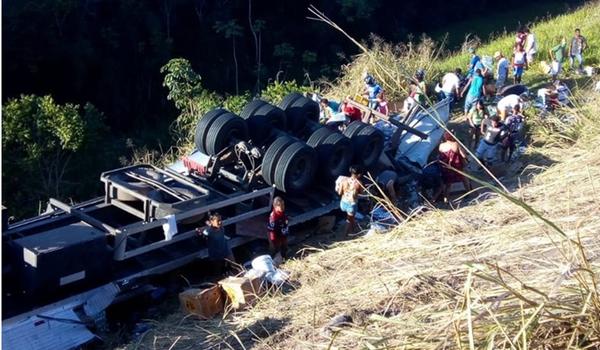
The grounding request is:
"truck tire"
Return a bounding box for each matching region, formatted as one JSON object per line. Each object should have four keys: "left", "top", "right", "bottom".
{"left": 240, "top": 99, "right": 268, "bottom": 119}
{"left": 257, "top": 104, "right": 287, "bottom": 131}
{"left": 354, "top": 125, "right": 384, "bottom": 169}
{"left": 274, "top": 141, "right": 317, "bottom": 193}
{"left": 306, "top": 127, "right": 333, "bottom": 147}
{"left": 204, "top": 113, "right": 248, "bottom": 156}
{"left": 277, "top": 92, "right": 303, "bottom": 111}
{"left": 342, "top": 120, "right": 367, "bottom": 139}
{"left": 319, "top": 133, "right": 353, "bottom": 180}
{"left": 241, "top": 102, "right": 287, "bottom": 143}
{"left": 261, "top": 135, "right": 295, "bottom": 186}
{"left": 195, "top": 108, "right": 228, "bottom": 154}
{"left": 285, "top": 96, "right": 320, "bottom": 132}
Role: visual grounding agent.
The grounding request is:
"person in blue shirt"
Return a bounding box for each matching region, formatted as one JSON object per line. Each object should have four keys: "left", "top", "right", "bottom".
{"left": 196, "top": 212, "right": 234, "bottom": 275}
{"left": 460, "top": 69, "right": 485, "bottom": 119}
{"left": 467, "top": 47, "right": 481, "bottom": 78}
{"left": 363, "top": 74, "right": 382, "bottom": 110}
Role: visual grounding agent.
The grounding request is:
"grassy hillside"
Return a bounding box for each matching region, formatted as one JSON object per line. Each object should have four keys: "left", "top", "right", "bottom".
{"left": 121, "top": 3, "right": 600, "bottom": 349}
{"left": 325, "top": 1, "right": 600, "bottom": 105}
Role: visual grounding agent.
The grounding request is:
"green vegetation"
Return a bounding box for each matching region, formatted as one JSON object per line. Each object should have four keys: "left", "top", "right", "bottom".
{"left": 159, "top": 58, "right": 313, "bottom": 162}
{"left": 438, "top": 2, "right": 600, "bottom": 87}
{"left": 2, "top": 95, "right": 107, "bottom": 217}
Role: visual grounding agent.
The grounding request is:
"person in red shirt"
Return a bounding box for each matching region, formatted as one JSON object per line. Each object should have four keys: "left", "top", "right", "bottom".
{"left": 340, "top": 96, "right": 362, "bottom": 122}
{"left": 267, "top": 196, "right": 289, "bottom": 260}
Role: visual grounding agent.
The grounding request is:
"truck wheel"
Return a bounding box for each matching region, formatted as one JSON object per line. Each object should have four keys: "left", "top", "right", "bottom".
{"left": 240, "top": 99, "right": 268, "bottom": 119}
{"left": 241, "top": 102, "right": 287, "bottom": 143}
{"left": 261, "top": 135, "right": 295, "bottom": 186}
{"left": 320, "top": 133, "right": 353, "bottom": 180}
{"left": 285, "top": 96, "right": 320, "bottom": 132}
{"left": 342, "top": 120, "right": 367, "bottom": 139}
{"left": 204, "top": 113, "right": 248, "bottom": 156}
{"left": 306, "top": 127, "right": 333, "bottom": 147}
{"left": 278, "top": 92, "right": 303, "bottom": 110}
{"left": 257, "top": 104, "right": 287, "bottom": 131}
{"left": 354, "top": 125, "right": 384, "bottom": 169}
{"left": 274, "top": 141, "right": 317, "bottom": 193}
{"left": 195, "top": 108, "right": 228, "bottom": 154}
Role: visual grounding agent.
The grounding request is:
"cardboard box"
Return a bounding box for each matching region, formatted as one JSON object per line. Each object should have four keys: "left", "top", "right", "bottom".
{"left": 179, "top": 285, "right": 225, "bottom": 319}
{"left": 218, "top": 276, "right": 262, "bottom": 310}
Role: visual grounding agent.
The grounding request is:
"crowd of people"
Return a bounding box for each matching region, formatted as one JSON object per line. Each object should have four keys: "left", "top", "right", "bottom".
{"left": 199, "top": 26, "right": 591, "bottom": 269}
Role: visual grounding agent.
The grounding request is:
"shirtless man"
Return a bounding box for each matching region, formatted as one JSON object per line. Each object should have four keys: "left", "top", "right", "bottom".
{"left": 336, "top": 165, "right": 363, "bottom": 236}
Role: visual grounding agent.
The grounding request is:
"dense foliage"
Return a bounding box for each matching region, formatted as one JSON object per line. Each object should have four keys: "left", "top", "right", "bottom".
{"left": 2, "top": 95, "right": 112, "bottom": 217}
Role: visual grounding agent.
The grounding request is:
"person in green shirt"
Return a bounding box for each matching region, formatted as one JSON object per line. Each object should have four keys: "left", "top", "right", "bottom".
{"left": 548, "top": 37, "right": 567, "bottom": 80}
{"left": 467, "top": 100, "right": 489, "bottom": 149}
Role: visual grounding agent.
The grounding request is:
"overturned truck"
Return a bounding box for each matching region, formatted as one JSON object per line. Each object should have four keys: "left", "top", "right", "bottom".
{"left": 2, "top": 93, "right": 450, "bottom": 349}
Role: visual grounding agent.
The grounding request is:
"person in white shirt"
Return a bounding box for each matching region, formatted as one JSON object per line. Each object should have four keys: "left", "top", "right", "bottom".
{"left": 438, "top": 68, "right": 461, "bottom": 109}
{"left": 512, "top": 46, "right": 528, "bottom": 84}
{"left": 524, "top": 27, "right": 537, "bottom": 63}
{"left": 497, "top": 94, "right": 524, "bottom": 119}
{"left": 494, "top": 51, "right": 509, "bottom": 90}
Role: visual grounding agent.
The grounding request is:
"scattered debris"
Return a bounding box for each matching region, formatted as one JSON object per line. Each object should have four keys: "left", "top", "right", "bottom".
{"left": 321, "top": 313, "right": 354, "bottom": 337}
{"left": 178, "top": 285, "right": 225, "bottom": 319}
{"left": 219, "top": 276, "right": 262, "bottom": 310}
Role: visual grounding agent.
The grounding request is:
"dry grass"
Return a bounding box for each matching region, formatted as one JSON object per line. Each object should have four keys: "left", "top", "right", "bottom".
{"left": 122, "top": 89, "right": 600, "bottom": 349}
{"left": 322, "top": 35, "right": 442, "bottom": 106}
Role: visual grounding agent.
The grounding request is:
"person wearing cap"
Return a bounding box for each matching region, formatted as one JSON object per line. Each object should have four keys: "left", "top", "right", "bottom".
{"left": 363, "top": 74, "right": 382, "bottom": 110}
{"left": 494, "top": 51, "right": 509, "bottom": 90}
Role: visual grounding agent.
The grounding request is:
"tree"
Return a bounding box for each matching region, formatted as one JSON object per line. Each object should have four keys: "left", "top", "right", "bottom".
{"left": 302, "top": 50, "right": 317, "bottom": 71}
{"left": 273, "top": 42, "right": 295, "bottom": 76}
{"left": 214, "top": 20, "right": 244, "bottom": 95}
{"left": 160, "top": 58, "right": 222, "bottom": 142}
{"left": 160, "top": 58, "right": 204, "bottom": 118}
{"left": 253, "top": 19, "right": 266, "bottom": 92}
{"left": 2, "top": 95, "right": 106, "bottom": 217}
{"left": 335, "top": 0, "right": 381, "bottom": 22}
